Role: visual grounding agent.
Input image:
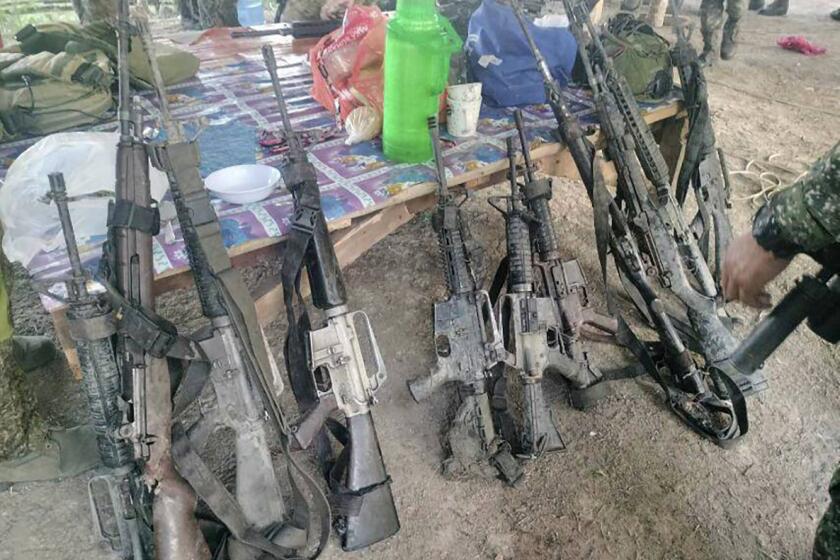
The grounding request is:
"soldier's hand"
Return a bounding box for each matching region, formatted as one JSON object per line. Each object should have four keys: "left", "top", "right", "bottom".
{"left": 722, "top": 232, "right": 792, "bottom": 309}
{"left": 321, "top": 0, "right": 354, "bottom": 19}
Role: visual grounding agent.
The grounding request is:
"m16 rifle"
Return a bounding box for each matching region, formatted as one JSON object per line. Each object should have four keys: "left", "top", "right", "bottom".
{"left": 561, "top": 0, "right": 762, "bottom": 395}
{"left": 48, "top": 172, "right": 152, "bottom": 560}
{"left": 511, "top": 109, "right": 615, "bottom": 409}
{"left": 489, "top": 138, "right": 566, "bottom": 457}
{"left": 668, "top": 0, "right": 733, "bottom": 282}
{"left": 508, "top": 0, "right": 749, "bottom": 444}
{"left": 407, "top": 117, "right": 521, "bottom": 485}
{"left": 138, "top": 24, "right": 330, "bottom": 560}
{"left": 262, "top": 44, "right": 400, "bottom": 552}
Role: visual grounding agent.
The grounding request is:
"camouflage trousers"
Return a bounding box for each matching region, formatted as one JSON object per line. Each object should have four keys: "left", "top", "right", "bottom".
{"left": 70, "top": 0, "right": 117, "bottom": 24}
{"left": 814, "top": 466, "right": 840, "bottom": 560}
{"left": 700, "top": 0, "right": 745, "bottom": 47}
{"left": 178, "top": 0, "right": 239, "bottom": 28}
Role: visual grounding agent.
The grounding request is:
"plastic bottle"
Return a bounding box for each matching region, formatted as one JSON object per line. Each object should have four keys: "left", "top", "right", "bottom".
{"left": 237, "top": 0, "right": 264, "bottom": 27}
{"left": 382, "top": 0, "right": 462, "bottom": 163}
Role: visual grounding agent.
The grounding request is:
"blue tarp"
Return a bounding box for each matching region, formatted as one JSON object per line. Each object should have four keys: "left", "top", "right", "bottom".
{"left": 466, "top": 0, "right": 578, "bottom": 107}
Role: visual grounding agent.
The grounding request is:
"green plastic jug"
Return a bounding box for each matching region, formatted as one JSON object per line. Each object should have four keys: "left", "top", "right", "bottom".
{"left": 382, "top": 0, "right": 462, "bottom": 163}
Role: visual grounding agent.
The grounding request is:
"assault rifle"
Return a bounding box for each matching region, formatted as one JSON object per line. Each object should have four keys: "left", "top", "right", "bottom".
{"left": 510, "top": 109, "right": 615, "bottom": 409}
{"left": 48, "top": 172, "right": 151, "bottom": 560}
{"left": 489, "top": 138, "right": 566, "bottom": 457}
{"left": 668, "top": 0, "right": 733, "bottom": 283}
{"left": 138, "top": 24, "right": 330, "bottom": 559}
{"left": 561, "top": 0, "right": 760, "bottom": 392}
{"left": 509, "top": 0, "right": 748, "bottom": 444}
{"left": 262, "top": 44, "right": 400, "bottom": 551}
{"left": 407, "top": 117, "right": 521, "bottom": 485}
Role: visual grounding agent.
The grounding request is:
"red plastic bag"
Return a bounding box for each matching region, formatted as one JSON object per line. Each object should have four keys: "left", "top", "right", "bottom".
{"left": 777, "top": 35, "right": 827, "bottom": 56}
{"left": 310, "top": 6, "right": 387, "bottom": 122}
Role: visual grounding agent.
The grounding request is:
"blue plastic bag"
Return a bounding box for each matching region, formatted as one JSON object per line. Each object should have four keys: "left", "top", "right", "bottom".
{"left": 465, "top": 0, "right": 578, "bottom": 107}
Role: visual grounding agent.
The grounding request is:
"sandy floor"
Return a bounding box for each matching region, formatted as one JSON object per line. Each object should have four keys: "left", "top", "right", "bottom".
{"left": 1, "top": 1, "right": 839, "bottom": 559}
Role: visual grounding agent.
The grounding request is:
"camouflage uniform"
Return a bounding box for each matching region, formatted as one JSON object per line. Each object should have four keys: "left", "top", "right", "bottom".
{"left": 71, "top": 0, "right": 117, "bottom": 24}
{"left": 700, "top": 0, "right": 745, "bottom": 57}
{"left": 764, "top": 141, "right": 840, "bottom": 255}
{"left": 196, "top": 0, "right": 240, "bottom": 27}
{"left": 280, "top": 0, "right": 378, "bottom": 22}
{"left": 753, "top": 141, "right": 840, "bottom": 560}
{"left": 815, "top": 467, "right": 840, "bottom": 560}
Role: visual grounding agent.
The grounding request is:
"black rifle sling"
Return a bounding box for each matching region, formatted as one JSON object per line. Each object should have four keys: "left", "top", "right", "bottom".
{"left": 589, "top": 153, "right": 749, "bottom": 442}
{"left": 161, "top": 142, "right": 331, "bottom": 559}
{"left": 676, "top": 66, "right": 713, "bottom": 203}
{"left": 280, "top": 179, "right": 322, "bottom": 410}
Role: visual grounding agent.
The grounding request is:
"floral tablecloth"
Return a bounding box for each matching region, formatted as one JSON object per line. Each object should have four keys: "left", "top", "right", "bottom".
{"left": 0, "top": 52, "right": 676, "bottom": 289}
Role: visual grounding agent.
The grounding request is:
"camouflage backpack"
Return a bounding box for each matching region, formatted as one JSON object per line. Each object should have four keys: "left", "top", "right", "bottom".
{"left": 600, "top": 13, "right": 673, "bottom": 101}
{"left": 0, "top": 47, "right": 113, "bottom": 141}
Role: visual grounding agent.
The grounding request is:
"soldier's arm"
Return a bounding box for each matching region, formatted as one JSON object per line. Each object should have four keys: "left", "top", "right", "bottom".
{"left": 723, "top": 141, "right": 840, "bottom": 308}
{"left": 755, "top": 141, "right": 840, "bottom": 258}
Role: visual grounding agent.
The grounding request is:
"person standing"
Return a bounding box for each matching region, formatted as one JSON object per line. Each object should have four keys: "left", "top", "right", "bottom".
{"left": 722, "top": 141, "right": 839, "bottom": 559}
{"left": 280, "top": 0, "right": 393, "bottom": 22}
{"left": 699, "top": 0, "right": 745, "bottom": 64}
{"left": 71, "top": 0, "right": 116, "bottom": 24}
{"left": 749, "top": 0, "right": 789, "bottom": 16}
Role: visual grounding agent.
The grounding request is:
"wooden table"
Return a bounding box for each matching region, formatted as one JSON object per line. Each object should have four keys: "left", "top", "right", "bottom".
{"left": 50, "top": 25, "right": 688, "bottom": 375}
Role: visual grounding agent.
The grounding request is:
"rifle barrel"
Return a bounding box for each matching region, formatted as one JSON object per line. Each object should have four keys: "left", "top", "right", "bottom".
{"left": 513, "top": 110, "right": 536, "bottom": 183}
{"left": 137, "top": 20, "right": 182, "bottom": 142}
{"left": 506, "top": 138, "right": 521, "bottom": 202}
{"left": 261, "top": 45, "right": 303, "bottom": 155}
{"left": 117, "top": 0, "right": 132, "bottom": 139}
{"left": 428, "top": 117, "right": 449, "bottom": 200}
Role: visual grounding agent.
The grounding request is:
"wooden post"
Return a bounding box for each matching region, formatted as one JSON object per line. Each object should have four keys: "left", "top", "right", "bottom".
{"left": 648, "top": 0, "right": 668, "bottom": 27}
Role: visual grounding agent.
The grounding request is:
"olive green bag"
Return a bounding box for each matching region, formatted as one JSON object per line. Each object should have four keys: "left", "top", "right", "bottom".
{"left": 601, "top": 13, "right": 673, "bottom": 101}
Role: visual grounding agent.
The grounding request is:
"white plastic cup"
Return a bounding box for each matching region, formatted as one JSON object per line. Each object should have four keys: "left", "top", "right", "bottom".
{"left": 447, "top": 83, "right": 483, "bottom": 138}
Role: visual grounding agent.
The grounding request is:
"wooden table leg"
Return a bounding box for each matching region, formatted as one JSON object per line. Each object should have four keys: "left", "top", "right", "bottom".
{"left": 655, "top": 115, "right": 689, "bottom": 189}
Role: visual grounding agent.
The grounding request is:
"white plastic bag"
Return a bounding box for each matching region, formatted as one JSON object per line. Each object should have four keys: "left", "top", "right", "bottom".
{"left": 0, "top": 132, "right": 168, "bottom": 267}
{"left": 344, "top": 106, "right": 382, "bottom": 146}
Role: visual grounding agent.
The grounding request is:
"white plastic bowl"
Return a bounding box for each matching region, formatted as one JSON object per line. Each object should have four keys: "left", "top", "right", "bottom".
{"left": 206, "top": 164, "right": 283, "bottom": 205}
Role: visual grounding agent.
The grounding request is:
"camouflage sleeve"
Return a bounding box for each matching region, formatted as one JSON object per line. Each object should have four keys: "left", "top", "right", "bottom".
{"left": 762, "top": 142, "right": 840, "bottom": 256}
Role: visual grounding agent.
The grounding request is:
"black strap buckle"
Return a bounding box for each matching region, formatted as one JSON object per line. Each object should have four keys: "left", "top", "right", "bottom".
{"left": 292, "top": 205, "right": 319, "bottom": 235}
{"left": 116, "top": 301, "right": 179, "bottom": 359}
{"left": 108, "top": 199, "right": 161, "bottom": 236}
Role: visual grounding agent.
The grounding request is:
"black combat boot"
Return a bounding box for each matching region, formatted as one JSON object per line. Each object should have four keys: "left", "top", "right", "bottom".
{"left": 759, "top": 0, "right": 789, "bottom": 16}
{"left": 749, "top": 0, "right": 765, "bottom": 10}
{"left": 720, "top": 19, "right": 739, "bottom": 60}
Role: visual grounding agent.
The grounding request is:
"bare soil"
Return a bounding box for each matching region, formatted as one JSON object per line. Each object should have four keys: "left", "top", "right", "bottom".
{"left": 1, "top": 1, "right": 838, "bottom": 559}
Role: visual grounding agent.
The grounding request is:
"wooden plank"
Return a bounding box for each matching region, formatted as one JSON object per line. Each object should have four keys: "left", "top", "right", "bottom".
{"left": 253, "top": 202, "right": 415, "bottom": 327}
{"left": 51, "top": 308, "right": 82, "bottom": 381}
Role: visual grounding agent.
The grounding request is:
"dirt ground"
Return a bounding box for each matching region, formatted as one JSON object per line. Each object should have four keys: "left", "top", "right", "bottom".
{"left": 1, "top": 1, "right": 839, "bottom": 559}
